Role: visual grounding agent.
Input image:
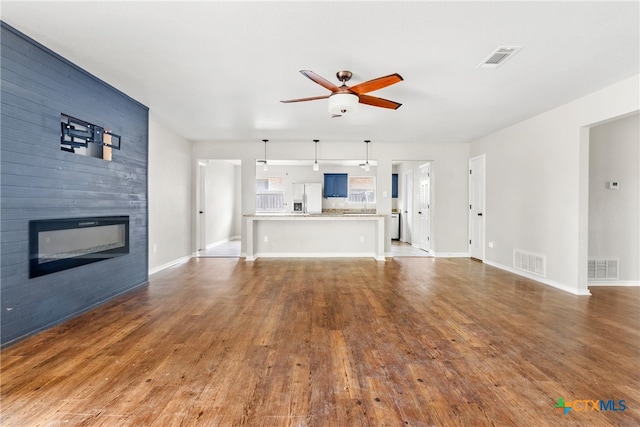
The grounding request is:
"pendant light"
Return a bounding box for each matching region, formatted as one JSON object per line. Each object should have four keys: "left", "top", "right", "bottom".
{"left": 313, "top": 139, "right": 320, "bottom": 171}
{"left": 363, "top": 140, "right": 371, "bottom": 171}
{"left": 261, "top": 139, "right": 268, "bottom": 171}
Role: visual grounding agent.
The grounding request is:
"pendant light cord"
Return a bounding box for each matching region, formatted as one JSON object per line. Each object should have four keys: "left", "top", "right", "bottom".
{"left": 262, "top": 139, "right": 268, "bottom": 163}
{"left": 365, "top": 140, "right": 370, "bottom": 164}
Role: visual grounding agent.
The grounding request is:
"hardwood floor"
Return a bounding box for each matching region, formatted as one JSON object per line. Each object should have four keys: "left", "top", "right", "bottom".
{"left": 197, "top": 239, "right": 242, "bottom": 258}
{"left": 1, "top": 258, "right": 638, "bottom": 426}
{"left": 390, "top": 241, "right": 431, "bottom": 257}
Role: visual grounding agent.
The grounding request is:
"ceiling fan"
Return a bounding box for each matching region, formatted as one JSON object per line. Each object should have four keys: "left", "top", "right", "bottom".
{"left": 281, "top": 70, "right": 403, "bottom": 117}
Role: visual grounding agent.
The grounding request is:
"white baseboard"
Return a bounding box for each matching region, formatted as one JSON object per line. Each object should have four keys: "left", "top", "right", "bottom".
{"left": 149, "top": 255, "right": 192, "bottom": 275}
{"left": 433, "top": 252, "right": 470, "bottom": 258}
{"left": 483, "top": 259, "right": 591, "bottom": 296}
{"left": 589, "top": 281, "right": 640, "bottom": 287}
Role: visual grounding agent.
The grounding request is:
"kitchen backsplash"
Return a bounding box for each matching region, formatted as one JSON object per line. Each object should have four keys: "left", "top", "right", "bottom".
{"left": 323, "top": 208, "right": 377, "bottom": 214}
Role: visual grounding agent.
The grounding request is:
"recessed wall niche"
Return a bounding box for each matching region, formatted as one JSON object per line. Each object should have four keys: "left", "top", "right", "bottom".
{"left": 60, "top": 114, "right": 121, "bottom": 160}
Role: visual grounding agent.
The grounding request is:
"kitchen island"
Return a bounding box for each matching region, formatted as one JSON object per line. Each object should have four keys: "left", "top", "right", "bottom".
{"left": 245, "top": 214, "right": 386, "bottom": 261}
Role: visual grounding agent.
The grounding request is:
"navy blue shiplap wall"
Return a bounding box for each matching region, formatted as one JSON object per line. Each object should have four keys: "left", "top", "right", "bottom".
{"left": 1, "top": 22, "right": 149, "bottom": 346}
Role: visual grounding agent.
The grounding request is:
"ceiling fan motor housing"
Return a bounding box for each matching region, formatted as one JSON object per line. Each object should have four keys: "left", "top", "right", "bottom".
{"left": 336, "top": 70, "right": 353, "bottom": 83}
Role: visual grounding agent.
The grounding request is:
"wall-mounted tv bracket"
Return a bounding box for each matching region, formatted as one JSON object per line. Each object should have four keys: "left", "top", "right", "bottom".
{"left": 60, "top": 114, "right": 121, "bottom": 149}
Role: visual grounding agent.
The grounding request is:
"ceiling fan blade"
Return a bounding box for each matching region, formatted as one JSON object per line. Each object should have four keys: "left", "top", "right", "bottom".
{"left": 358, "top": 94, "right": 402, "bottom": 110}
{"left": 281, "top": 94, "right": 331, "bottom": 103}
{"left": 349, "top": 73, "right": 403, "bottom": 95}
{"left": 300, "top": 70, "right": 340, "bottom": 92}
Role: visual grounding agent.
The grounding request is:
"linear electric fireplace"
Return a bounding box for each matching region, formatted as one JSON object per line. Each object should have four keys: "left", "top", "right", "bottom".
{"left": 29, "top": 216, "right": 129, "bottom": 278}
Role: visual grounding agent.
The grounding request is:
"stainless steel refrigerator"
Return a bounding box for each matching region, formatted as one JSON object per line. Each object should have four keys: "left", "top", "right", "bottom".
{"left": 291, "top": 183, "right": 322, "bottom": 214}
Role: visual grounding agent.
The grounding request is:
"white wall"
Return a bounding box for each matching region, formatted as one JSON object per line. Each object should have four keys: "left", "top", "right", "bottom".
{"left": 589, "top": 113, "right": 640, "bottom": 282}
{"left": 469, "top": 75, "right": 639, "bottom": 294}
{"left": 192, "top": 140, "right": 470, "bottom": 256}
{"left": 148, "top": 113, "right": 193, "bottom": 272}
{"left": 204, "top": 160, "right": 240, "bottom": 246}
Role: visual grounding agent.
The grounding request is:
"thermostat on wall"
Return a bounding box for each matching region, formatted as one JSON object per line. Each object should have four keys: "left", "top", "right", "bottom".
{"left": 608, "top": 181, "right": 620, "bottom": 190}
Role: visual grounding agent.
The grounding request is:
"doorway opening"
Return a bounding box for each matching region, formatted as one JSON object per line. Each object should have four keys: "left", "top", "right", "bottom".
{"left": 195, "top": 159, "right": 242, "bottom": 258}
{"left": 392, "top": 160, "right": 432, "bottom": 257}
{"left": 587, "top": 113, "right": 639, "bottom": 287}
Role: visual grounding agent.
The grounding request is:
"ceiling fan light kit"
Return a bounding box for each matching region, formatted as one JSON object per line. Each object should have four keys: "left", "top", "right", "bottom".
{"left": 328, "top": 93, "right": 359, "bottom": 115}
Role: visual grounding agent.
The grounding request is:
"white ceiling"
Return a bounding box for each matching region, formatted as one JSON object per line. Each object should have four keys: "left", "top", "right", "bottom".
{"left": 2, "top": 1, "right": 638, "bottom": 144}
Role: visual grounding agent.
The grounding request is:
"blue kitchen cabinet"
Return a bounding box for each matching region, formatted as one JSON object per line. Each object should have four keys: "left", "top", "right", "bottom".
{"left": 392, "top": 173, "right": 398, "bottom": 198}
{"left": 324, "top": 173, "right": 348, "bottom": 198}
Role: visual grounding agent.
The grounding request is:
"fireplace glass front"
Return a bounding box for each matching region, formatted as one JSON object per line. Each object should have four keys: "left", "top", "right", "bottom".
{"left": 29, "top": 216, "right": 129, "bottom": 278}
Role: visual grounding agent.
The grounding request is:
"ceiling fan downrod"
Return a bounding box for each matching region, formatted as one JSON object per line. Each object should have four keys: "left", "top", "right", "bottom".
{"left": 336, "top": 70, "right": 352, "bottom": 85}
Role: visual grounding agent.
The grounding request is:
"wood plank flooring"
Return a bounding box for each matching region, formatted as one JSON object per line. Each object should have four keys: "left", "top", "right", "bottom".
{"left": 197, "top": 239, "right": 242, "bottom": 258}
{"left": 1, "top": 257, "right": 639, "bottom": 426}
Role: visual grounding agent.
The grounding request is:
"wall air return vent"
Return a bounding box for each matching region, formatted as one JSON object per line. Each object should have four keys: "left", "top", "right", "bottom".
{"left": 478, "top": 46, "right": 523, "bottom": 68}
{"left": 513, "top": 249, "right": 545, "bottom": 277}
{"left": 588, "top": 258, "right": 619, "bottom": 280}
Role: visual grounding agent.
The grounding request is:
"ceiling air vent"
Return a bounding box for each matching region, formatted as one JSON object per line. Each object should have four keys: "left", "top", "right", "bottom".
{"left": 478, "top": 46, "right": 523, "bottom": 68}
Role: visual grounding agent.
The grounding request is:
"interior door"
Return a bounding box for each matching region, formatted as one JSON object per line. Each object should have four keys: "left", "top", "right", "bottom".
{"left": 418, "top": 163, "right": 431, "bottom": 252}
{"left": 402, "top": 171, "right": 413, "bottom": 243}
{"left": 469, "top": 155, "right": 485, "bottom": 260}
{"left": 196, "top": 162, "right": 207, "bottom": 251}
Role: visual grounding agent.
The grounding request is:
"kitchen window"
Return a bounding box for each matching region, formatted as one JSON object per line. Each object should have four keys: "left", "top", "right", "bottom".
{"left": 348, "top": 176, "right": 376, "bottom": 203}
{"left": 256, "top": 177, "right": 286, "bottom": 212}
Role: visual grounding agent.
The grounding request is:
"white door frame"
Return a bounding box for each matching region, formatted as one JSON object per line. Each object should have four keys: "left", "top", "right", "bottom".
{"left": 196, "top": 160, "right": 208, "bottom": 252}
{"left": 402, "top": 170, "right": 413, "bottom": 244}
{"left": 469, "top": 154, "right": 486, "bottom": 260}
{"left": 418, "top": 163, "right": 431, "bottom": 253}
